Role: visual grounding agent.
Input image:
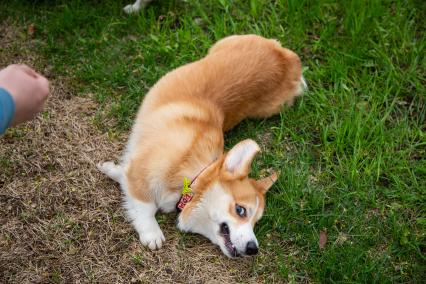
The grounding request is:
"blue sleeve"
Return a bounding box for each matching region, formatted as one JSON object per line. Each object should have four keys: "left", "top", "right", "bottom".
{"left": 0, "top": 88, "right": 16, "bottom": 135}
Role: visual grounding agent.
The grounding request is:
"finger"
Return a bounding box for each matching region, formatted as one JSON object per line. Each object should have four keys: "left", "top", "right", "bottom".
{"left": 37, "top": 75, "right": 50, "bottom": 93}
{"left": 17, "top": 64, "right": 39, "bottom": 78}
{"left": 37, "top": 75, "right": 50, "bottom": 98}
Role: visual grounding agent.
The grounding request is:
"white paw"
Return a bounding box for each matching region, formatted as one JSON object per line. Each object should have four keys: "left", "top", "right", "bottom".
{"left": 138, "top": 225, "right": 165, "bottom": 250}
{"left": 97, "top": 161, "right": 114, "bottom": 172}
{"left": 97, "top": 161, "right": 122, "bottom": 182}
{"left": 123, "top": 4, "right": 140, "bottom": 14}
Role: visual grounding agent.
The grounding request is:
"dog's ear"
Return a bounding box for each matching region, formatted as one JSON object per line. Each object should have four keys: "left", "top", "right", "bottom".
{"left": 224, "top": 139, "right": 260, "bottom": 178}
{"left": 256, "top": 171, "right": 279, "bottom": 194}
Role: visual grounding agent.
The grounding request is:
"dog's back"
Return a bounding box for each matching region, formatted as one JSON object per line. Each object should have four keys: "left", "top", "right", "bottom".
{"left": 140, "top": 34, "right": 304, "bottom": 131}
{"left": 205, "top": 35, "right": 304, "bottom": 130}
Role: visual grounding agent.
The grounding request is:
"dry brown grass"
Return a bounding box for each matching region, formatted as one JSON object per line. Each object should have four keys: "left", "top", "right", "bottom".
{"left": 0, "top": 21, "right": 275, "bottom": 284}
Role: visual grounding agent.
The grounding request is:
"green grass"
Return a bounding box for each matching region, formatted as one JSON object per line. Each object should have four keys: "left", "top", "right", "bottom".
{"left": 1, "top": 0, "right": 425, "bottom": 282}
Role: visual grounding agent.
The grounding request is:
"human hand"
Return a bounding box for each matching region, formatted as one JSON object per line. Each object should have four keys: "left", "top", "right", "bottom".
{"left": 0, "top": 64, "right": 49, "bottom": 126}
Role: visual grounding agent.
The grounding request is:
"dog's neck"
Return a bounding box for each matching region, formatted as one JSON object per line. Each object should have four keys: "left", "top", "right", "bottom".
{"left": 179, "top": 133, "right": 224, "bottom": 190}
{"left": 189, "top": 159, "right": 214, "bottom": 187}
{"left": 173, "top": 99, "right": 225, "bottom": 195}
{"left": 176, "top": 158, "right": 216, "bottom": 211}
{"left": 185, "top": 152, "right": 219, "bottom": 194}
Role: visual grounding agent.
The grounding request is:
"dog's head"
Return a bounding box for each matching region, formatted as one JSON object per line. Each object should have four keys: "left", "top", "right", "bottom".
{"left": 177, "top": 139, "right": 277, "bottom": 258}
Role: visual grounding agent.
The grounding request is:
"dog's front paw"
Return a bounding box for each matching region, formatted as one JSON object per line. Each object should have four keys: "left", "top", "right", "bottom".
{"left": 138, "top": 225, "right": 165, "bottom": 250}
{"left": 123, "top": 4, "right": 140, "bottom": 14}
{"left": 97, "top": 161, "right": 114, "bottom": 172}
{"left": 97, "top": 161, "right": 122, "bottom": 182}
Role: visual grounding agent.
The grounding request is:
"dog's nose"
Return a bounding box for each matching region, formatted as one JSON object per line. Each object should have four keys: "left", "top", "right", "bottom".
{"left": 245, "top": 241, "right": 258, "bottom": 255}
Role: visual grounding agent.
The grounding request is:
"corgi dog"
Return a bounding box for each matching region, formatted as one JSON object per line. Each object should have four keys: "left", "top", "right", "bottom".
{"left": 98, "top": 35, "right": 306, "bottom": 258}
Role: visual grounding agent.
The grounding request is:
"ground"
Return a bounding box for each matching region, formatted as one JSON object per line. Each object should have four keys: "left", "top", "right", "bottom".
{"left": 0, "top": 0, "right": 425, "bottom": 283}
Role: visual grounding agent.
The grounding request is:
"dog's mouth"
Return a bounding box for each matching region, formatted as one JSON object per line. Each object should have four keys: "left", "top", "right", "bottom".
{"left": 220, "top": 222, "right": 240, "bottom": 258}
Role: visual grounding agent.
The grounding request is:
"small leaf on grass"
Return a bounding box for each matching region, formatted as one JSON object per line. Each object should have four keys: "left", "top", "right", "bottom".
{"left": 319, "top": 229, "right": 327, "bottom": 249}
{"left": 28, "top": 24, "right": 35, "bottom": 36}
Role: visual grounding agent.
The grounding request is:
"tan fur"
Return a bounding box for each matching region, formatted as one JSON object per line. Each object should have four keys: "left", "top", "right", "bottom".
{"left": 125, "top": 35, "right": 302, "bottom": 212}
{"left": 224, "top": 179, "right": 262, "bottom": 225}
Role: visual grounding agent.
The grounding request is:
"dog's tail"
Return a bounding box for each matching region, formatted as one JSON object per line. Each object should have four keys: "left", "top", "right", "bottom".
{"left": 97, "top": 161, "right": 123, "bottom": 183}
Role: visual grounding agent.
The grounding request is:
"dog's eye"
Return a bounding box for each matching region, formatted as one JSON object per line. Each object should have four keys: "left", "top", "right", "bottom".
{"left": 235, "top": 204, "right": 246, "bottom": 217}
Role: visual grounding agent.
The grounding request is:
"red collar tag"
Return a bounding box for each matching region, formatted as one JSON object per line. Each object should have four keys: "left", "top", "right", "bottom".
{"left": 176, "top": 192, "right": 193, "bottom": 211}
